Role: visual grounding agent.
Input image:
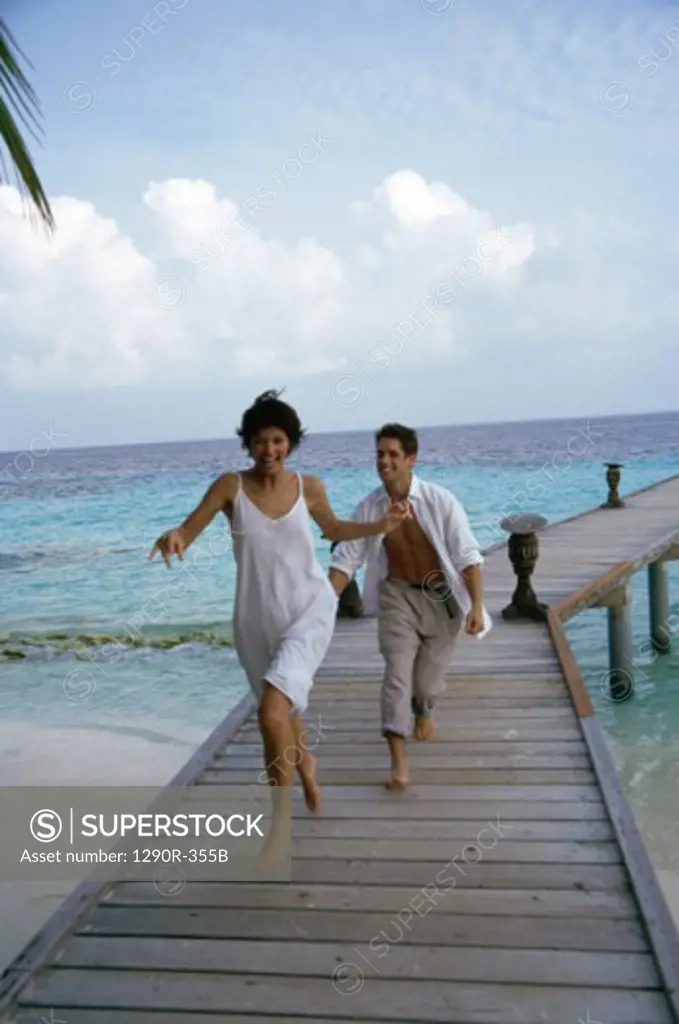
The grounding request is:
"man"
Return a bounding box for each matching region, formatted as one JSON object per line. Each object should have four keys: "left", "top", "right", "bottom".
{"left": 330, "top": 541, "right": 363, "bottom": 618}
{"left": 328, "top": 423, "right": 491, "bottom": 789}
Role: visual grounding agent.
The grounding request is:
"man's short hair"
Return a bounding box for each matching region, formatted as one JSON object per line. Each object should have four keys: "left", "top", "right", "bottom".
{"left": 375, "top": 423, "right": 418, "bottom": 457}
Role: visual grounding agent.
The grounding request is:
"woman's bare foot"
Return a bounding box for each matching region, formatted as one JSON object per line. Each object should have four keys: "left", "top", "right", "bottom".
{"left": 259, "top": 785, "right": 292, "bottom": 872}
{"left": 298, "top": 751, "right": 322, "bottom": 812}
{"left": 258, "top": 826, "right": 290, "bottom": 872}
{"left": 414, "top": 715, "right": 435, "bottom": 741}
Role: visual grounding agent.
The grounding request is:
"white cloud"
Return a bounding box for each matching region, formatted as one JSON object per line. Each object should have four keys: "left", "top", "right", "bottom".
{"left": 373, "top": 169, "right": 471, "bottom": 228}
{"left": 4, "top": 165, "right": 656, "bottom": 393}
{"left": 0, "top": 186, "right": 192, "bottom": 389}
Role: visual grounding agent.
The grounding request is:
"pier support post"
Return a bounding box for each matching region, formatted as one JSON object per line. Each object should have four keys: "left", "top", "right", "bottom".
{"left": 500, "top": 513, "right": 549, "bottom": 623}
{"left": 648, "top": 559, "right": 670, "bottom": 653}
{"left": 602, "top": 462, "right": 625, "bottom": 508}
{"left": 602, "top": 584, "right": 633, "bottom": 698}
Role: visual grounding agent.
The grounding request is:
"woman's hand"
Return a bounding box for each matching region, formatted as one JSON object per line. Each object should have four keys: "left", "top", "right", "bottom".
{"left": 148, "top": 528, "right": 185, "bottom": 567}
{"left": 464, "top": 605, "right": 485, "bottom": 635}
{"left": 380, "top": 501, "right": 411, "bottom": 535}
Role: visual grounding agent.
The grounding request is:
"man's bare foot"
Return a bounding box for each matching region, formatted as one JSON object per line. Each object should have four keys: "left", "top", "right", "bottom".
{"left": 298, "top": 752, "right": 322, "bottom": 812}
{"left": 384, "top": 767, "right": 409, "bottom": 790}
{"left": 384, "top": 732, "right": 409, "bottom": 789}
{"left": 414, "top": 715, "right": 435, "bottom": 741}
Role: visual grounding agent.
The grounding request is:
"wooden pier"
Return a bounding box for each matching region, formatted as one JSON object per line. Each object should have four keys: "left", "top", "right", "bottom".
{"left": 2, "top": 472, "right": 679, "bottom": 1023}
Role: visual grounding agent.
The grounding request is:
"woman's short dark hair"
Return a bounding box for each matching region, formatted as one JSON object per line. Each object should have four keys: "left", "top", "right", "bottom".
{"left": 236, "top": 389, "right": 305, "bottom": 452}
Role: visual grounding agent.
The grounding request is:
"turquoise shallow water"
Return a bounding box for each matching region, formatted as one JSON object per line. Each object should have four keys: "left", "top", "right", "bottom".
{"left": 1, "top": 412, "right": 679, "bottom": 945}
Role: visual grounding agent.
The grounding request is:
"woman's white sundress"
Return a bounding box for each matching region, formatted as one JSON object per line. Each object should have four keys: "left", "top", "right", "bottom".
{"left": 230, "top": 472, "right": 338, "bottom": 714}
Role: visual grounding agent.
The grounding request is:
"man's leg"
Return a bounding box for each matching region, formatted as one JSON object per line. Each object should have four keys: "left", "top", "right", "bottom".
{"left": 378, "top": 581, "right": 420, "bottom": 789}
{"left": 412, "top": 598, "right": 462, "bottom": 741}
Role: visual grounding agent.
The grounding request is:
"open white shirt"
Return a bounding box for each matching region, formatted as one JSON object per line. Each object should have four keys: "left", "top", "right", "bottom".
{"left": 329, "top": 473, "right": 492, "bottom": 639}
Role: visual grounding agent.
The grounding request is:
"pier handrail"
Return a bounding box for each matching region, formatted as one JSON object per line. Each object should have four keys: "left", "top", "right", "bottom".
{"left": 547, "top": 551, "right": 679, "bottom": 1019}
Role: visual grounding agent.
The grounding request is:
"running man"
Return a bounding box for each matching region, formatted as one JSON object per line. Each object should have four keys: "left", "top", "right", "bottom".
{"left": 328, "top": 423, "right": 491, "bottom": 789}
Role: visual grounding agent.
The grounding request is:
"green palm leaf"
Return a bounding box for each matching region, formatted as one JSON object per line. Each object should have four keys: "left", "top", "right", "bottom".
{"left": 0, "top": 17, "right": 54, "bottom": 230}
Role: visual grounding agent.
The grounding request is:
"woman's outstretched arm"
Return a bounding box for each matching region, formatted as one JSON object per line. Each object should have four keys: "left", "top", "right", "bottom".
{"left": 303, "top": 475, "right": 409, "bottom": 543}
{"left": 148, "top": 472, "right": 237, "bottom": 567}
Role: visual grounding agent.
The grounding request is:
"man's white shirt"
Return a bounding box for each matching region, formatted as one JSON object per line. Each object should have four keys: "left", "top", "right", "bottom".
{"left": 329, "top": 473, "right": 492, "bottom": 638}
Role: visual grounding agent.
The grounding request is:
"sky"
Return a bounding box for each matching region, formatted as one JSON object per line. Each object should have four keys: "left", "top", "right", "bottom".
{"left": 1, "top": 0, "right": 679, "bottom": 449}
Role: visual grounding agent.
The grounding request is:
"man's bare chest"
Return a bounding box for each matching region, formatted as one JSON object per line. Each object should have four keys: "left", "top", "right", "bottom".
{"left": 384, "top": 509, "right": 438, "bottom": 559}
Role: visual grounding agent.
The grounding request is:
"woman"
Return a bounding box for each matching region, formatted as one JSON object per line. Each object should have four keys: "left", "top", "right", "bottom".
{"left": 149, "top": 390, "right": 409, "bottom": 819}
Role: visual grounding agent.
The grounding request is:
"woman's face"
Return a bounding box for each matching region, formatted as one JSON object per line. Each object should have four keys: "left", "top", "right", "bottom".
{"left": 249, "top": 426, "right": 291, "bottom": 475}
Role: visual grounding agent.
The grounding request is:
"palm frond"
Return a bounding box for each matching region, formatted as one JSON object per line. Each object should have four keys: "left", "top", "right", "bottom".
{"left": 0, "top": 18, "right": 54, "bottom": 230}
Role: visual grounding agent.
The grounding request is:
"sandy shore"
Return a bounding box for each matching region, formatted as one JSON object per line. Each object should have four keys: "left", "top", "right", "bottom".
{"left": 0, "top": 720, "right": 208, "bottom": 972}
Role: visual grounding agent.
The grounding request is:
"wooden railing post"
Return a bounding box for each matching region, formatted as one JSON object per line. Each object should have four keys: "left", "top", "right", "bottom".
{"left": 603, "top": 462, "right": 625, "bottom": 508}
{"left": 601, "top": 583, "right": 633, "bottom": 699}
{"left": 500, "top": 513, "right": 549, "bottom": 622}
{"left": 648, "top": 559, "right": 671, "bottom": 653}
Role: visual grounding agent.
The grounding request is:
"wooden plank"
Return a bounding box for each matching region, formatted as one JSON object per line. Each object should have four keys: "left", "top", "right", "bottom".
{"left": 293, "top": 707, "right": 577, "bottom": 720}
{"left": 74, "top": 907, "right": 647, "bottom": 952}
{"left": 105, "top": 880, "right": 639, "bottom": 917}
{"left": 261, "top": 784, "right": 604, "bottom": 801}
{"left": 284, "top": 839, "right": 621, "bottom": 864}
{"left": 216, "top": 753, "right": 593, "bottom": 770}
{"left": 236, "top": 725, "right": 587, "bottom": 741}
{"left": 237, "top": 718, "right": 582, "bottom": 738}
{"left": 200, "top": 767, "right": 596, "bottom": 785}
{"left": 283, "top": 799, "right": 609, "bottom": 819}
{"left": 305, "top": 696, "right": 574, "bottom": 707}
{"left": 229, "top": 740, "right": 590, "bottom": 756}
{"left": 239, "top": 708, "right": 578, "bottom": 725}
{"left": 313, "top": 676, "right": 568, "bottom": 687}
{"left": 316, "top": 666, "right": 566, "bottom": 678}
{"left": 285, "top": 860, "right": 628, "bottom": 889}
{"left": 311, "top": 681, "right": 569, "bottom": 690}
{"left": 53, "top": 936, "right": 660, "bottom": 988}
{"left": 5, "top": 1013, "right": 420, "bottom": 1024}
{"left": 317, "top": 666, "right": 567, "bottom": 678}
{"left": 17, "top": 969, "right": 675, "bottom": 1023}
{"left": 288, "top": 818, "right": 614, "bottom": 841}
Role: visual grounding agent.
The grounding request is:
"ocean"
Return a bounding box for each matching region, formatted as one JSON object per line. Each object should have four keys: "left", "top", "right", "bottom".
{"left": 1, "top": 410, "right": 679, "bottom": 969}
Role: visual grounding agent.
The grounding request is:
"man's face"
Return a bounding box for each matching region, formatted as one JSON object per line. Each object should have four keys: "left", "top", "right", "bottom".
{"left": 376, "top": 437, "right": 415, "bottom": 484}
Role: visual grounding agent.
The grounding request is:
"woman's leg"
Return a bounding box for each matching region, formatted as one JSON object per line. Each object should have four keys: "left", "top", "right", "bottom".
{"left": 290, "top": 712, "right": 321, "bottom": 812}
{"left": 256, "top": 683, "right": 297, "bottom": 868}
{"left": 258, "top": 683, "right": 321, "bottom": 812}
{"left": 258, "top": 682, "right": 298, "bottom": 785}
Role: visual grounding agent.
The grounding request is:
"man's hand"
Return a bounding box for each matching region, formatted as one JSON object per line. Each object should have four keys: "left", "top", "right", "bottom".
{"left": 464, "top": 605, "right": 484, "bottom": 635}
{"left": 149, "top": 528, "right": 185, "bottom": 568}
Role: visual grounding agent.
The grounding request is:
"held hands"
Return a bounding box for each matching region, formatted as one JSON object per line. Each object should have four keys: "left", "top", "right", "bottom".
{"left": 380, "top": 500, "right": 412, "bottom": 535}
{"left": 148, "top": 528, "right": 185, "bottom": 568}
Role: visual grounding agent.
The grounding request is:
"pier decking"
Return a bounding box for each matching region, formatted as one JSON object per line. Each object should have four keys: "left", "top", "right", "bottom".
{"left": 3, "top": 474, "right": 679, "bottom": 1023}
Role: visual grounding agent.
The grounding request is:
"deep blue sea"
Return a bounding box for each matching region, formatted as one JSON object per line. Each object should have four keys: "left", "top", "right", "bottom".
{"left": 1, "top": 410, "right": 679, "bottom": 964}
